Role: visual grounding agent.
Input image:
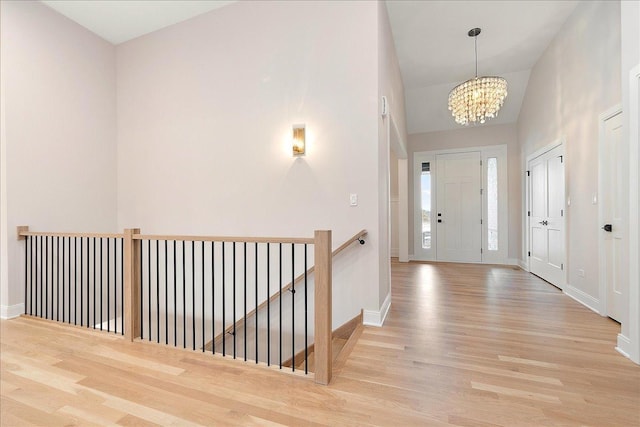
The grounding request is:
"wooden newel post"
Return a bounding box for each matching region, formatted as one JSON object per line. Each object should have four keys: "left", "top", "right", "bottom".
{"left": 124, "top": 228, "right": 141, "bottom": 341}
{"left": 314, "top": 230, "right": 332, "bottom": 385}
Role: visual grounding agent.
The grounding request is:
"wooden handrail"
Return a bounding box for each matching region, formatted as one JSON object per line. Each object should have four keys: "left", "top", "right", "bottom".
{"left": 133, "top": 234, "right": 314, "bottom": 244}
{"left": 18, "top": 230, "right": 124, "bottom": 239}
{"left": 17, "top": 228, "right": 314, "bottom": 244}
{"left": 207, "top": 229, "right": 367, "bottom": 349}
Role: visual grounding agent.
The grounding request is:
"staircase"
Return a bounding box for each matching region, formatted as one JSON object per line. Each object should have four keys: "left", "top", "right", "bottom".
{"left": 283, "top": 312, "right": 363, "bottom": 372}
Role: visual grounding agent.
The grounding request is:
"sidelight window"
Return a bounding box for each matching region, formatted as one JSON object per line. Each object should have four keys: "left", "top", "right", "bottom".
{"left": 487, "top": 157, "right": 498, "bottom": 251}
{"left": 421, "top": 162, "right": 432, "bottom": 249}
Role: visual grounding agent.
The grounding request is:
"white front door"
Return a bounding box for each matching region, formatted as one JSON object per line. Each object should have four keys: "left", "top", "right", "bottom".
{"left": 601, "top": 110, "right": 627, "bottom": 322}
{"left": 529, "top": 145, "right": 565, "bottom": 288}
{"left": 436, "top": 151, "right": 482, "bottom": 263}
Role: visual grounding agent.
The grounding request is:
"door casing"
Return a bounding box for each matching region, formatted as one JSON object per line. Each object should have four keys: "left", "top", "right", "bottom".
{"left": 413, "top": 145, "right": 508, "bottom": 263}
{"left": 524, "top": 139, "right": 567, "bottom": 290}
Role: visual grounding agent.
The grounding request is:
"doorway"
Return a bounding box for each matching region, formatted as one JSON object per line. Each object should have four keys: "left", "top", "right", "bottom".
{"left": 599, "top": 107, "right": 627, "bottom": 323}
{"left": 435, "top": 151, "right": 482, "bottom": 262}
{"left": 527, "top": 144, "right": 565, "bottom": 288}
{"left": 413, "top": 145, "right": 508, "bottom": 263}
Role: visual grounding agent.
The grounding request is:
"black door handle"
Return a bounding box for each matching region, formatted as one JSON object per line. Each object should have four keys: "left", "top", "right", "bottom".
{"left": 437, "top": 219, "right": 442, "bottom": 223}
{"left": 602, "top": 224, "right": 612, "bottom": 232}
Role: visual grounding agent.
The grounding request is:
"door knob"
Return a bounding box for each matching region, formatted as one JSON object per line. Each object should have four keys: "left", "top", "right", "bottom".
{"left": 602, "top": 224, "right": 612, "bottom": 232}
{"left": 538, "top": 220, "right": 548, "bottom": 226}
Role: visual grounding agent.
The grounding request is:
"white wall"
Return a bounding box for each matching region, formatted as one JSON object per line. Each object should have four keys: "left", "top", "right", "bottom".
{"left": 377, "top": 0, "right": 408, "bottom": 309}
{"left": 0, "top": 1, "right": 117, "bottom": 317}
{"left": 407, "top": 123, "right": 520, "bottom": 260}
{"left": 517, "top": 1, "right": 620, "bottom": 303}
{"left": 621, "top": 0, "right": 640, "bottom": 363}
{"left": 116, "top": 1, "right": 382, "bottom": 321}
{"left": 390, "top": 149, "right": 399, "bottom": 257}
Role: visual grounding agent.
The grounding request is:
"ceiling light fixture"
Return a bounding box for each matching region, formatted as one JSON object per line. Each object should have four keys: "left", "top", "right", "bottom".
{"left": 448, "top": 28, "right": 508, "bottom": 125}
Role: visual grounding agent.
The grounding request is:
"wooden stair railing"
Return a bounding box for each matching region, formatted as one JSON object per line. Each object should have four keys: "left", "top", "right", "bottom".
{"left": 282, "top": 311, "right": 363, "bottom": 371}
{"left": 205, "top": 229, "right": 368, "bottom": 349}
{"left": 17, "top": 226, "right": 366, "bottom": 386}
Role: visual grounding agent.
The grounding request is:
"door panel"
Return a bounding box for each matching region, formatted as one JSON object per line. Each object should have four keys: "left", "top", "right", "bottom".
{"left": 601, "top": 111, "right": 627, "bottom": 322}
{"left": 528, "top": 145, "right": 565, "bottom": 288}
{"left": 436, "top": 152, "right": 481, "bottom": 262}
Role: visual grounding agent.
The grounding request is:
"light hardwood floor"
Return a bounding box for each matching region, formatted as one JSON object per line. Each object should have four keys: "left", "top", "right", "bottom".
{"left": 2, "top": 261, "right": 639, "bottom": 426}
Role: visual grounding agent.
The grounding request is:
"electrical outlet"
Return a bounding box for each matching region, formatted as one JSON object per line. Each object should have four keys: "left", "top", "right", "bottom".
{"left": 350, "top": 193, "right": 358, "bottom": 206}
{"left": 578, "top": 269, "right": 585, "bottom": 278}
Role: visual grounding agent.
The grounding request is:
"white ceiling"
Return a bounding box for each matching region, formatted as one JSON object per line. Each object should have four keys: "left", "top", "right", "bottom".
{"left": 386, "top": 0, "right": 579, "bottom": 134}
{"left": 41, "top": 1, "right": 235, "bottom": 45}
{"left": 40, "top": 0, "right": 578, "bottom": 134}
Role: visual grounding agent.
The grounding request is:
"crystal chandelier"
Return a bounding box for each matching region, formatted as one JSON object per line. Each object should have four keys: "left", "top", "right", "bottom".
{"left": 448, "top": 28, "right": 508, "bottom": 125}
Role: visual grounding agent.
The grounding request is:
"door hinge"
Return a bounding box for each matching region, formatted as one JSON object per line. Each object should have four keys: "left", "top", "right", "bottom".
{"left": 561, "top": 209, "right": 564, "bottom": 217}
{"left": 480, "top": 188, "right": 483, "bottom": 195}
{"left": 559, "top": 155, "right": 563, "bottom": 163}
{"left": 480, "top": 160, "right": 483, "bottom": 166}
{"left": 527, "top": 170, "right": 530, "bottom": 176}
{"left": 528, "top": 251, "right": 531, "bottom": 257}
{"left": 528, "top": 211, "right": 531, "bottom": 217}
{"left": 481, "top": 248, "right": 483, "bottom": 254}
{"left": 561, "top": 263, "right": 564, "bottom": 270}
{"left": 480, "top": 219, "right": 483, "bottom": 224}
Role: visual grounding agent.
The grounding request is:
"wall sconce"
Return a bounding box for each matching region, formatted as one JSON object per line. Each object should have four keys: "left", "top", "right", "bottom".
{"left": 292, "top": 124, "right": 305, "bottom": 156}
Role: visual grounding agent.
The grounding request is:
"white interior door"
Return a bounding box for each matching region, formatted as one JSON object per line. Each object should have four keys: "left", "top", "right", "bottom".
{"left": 601, "top": 110, "right": 627, "bottom": 322}
{"left": 529, "top": 145, "right": 565, "bottom": 288}
{"left": 436, "top": 151, "right": 482, "bottom": 262}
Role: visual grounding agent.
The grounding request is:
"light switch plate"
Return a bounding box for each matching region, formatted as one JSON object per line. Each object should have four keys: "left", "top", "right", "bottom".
{"left": 350, "top": 193, "right": 358, "bottom": 206}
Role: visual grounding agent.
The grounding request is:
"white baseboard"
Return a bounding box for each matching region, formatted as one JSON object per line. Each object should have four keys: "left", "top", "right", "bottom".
{"left": 616, "top": 334, "right": 632, "bottom": 359}
{"left": 518, "top": 259, "right": 529, "bottom": 271}
{"left": 363, "top": 292, "right": 391, "bottom": 327}
{"left": 564, "top": 284, "right": 601, "bottom": 314}
{"left": 1, "top": 303, "right": 24, "bottom": 319}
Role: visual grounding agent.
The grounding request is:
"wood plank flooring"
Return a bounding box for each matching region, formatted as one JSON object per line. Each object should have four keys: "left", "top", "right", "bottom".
{"left": 2, "top": 261, "right": 639, "bottom": 426}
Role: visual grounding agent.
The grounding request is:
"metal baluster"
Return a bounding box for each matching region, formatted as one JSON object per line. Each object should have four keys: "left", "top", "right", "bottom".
{"left": 74, "top": 237, "right": 77, "bottom": 326}
{"left": 35, "top": 236, "right": 42, "bottom": 316}
{"left": 140, "top": 240, "right": 143, "bottom": 339}
{"left": 222, "top": 242, "right": 226, "bottom": 357}
{"left": 291, "top": 243, "right": 295, "bottom": 372}
{"left": 211, "top": 242, "right": 216, "bottom": 354}
{"left": 244, "top": 242, "right": 247, "bottom": 362}
{"left": 279, "top": 243, "right": 282, "bottom": 369}
{"left": 174, "top": 240, "right": 177, "bottom": 346}
{"left": 107, "top": 238, "right": 110, "bottom": 332}
{"left": 57, "top": 237, "right": 60, "bottom": 322}
{"left": 93, "top": 237, "right": 96, "bottom": 329}
{"left": 30, "top": 236, "right": 34, "bottom": 316}
{"left": 255, "top": 242, "right": 258, "bottom": 364}
{"left": 45, "top": 236, "right": 48, "bottom": 319}
{"left": 182, "top": 240, "right": 186, "bottom": 349}
{"left": 121, "top": 238, "right": 124, "bottom": 335}
{"left": 157, "top": 239, "right": 160, "bottom": 344}
{"left": 192, "top": 240, "right": 195, "bottom": 351}
{"left": 304, "top": 244, "right": 308, "bottom": 375}
{"left": 201, "top": 241, "right": 205, "bottom": 352}
{"left": 80, "top": 238, "right": 84, "bottom": 326}
{"left": 63, "top": 237, "right": 66, "bottom": 323}
{"left": 100, "top": 237, "right": 103, "bottom": 330}
{"left": 66, "top": 237, "right": 70, "bottom": 324}
{"left": 233, "top": 242, "right": 236, "bottom": 359}
{"left": 24, "top": 236, "right": 28, "bottom": 315}
{"left": 267, "top": 243, "right": 270, "bottom": 366}
{"left": 148, "top": 239, "right": 151, "bottom": 341}
{"left": 165, "top": 240, "right": 168, "bottom": 345}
